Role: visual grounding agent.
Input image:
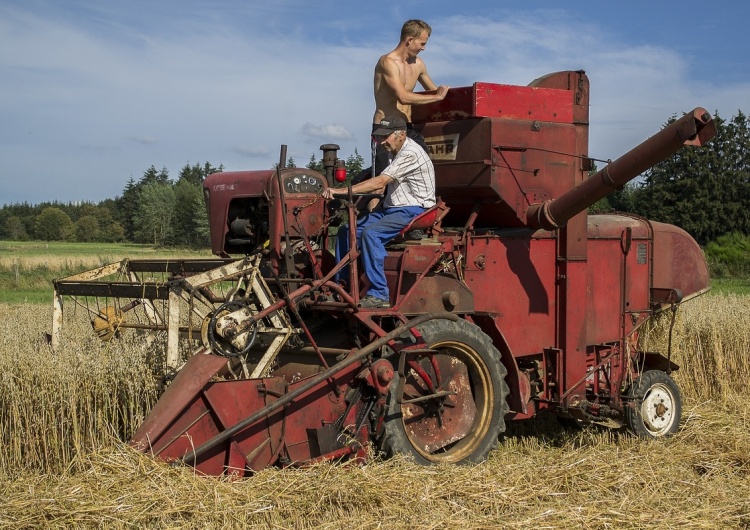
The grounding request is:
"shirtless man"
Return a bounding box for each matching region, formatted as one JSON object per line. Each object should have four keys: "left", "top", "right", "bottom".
{"left": 369, "top": 19, "right": 449, "bottom": 178}
{"left": 373, "top": 19, "right": 449, "bottom": 125}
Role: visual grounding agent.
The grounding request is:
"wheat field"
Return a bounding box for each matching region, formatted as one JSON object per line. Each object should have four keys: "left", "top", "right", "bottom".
{"left": 1, "top": 294, "right": 749, "bottom": 529}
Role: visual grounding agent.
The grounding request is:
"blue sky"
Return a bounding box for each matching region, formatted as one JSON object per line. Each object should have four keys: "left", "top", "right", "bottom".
{"left": 1, "top": 0, "right": 748, "bottom": 205}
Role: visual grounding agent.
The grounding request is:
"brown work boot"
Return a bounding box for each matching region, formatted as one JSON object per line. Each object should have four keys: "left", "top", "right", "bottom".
{"left": 358, "top": 295, "right": 390, "bottom": 309}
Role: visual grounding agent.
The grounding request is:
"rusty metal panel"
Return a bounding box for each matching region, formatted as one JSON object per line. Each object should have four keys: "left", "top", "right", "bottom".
{"left": 627, "top": 248, "right": 651, "bottom": 309}
{"left": 278, "top": 170, "right": 327, "bottom": 237}
{"left": 558, "top": 258, "right": 589, "bottom": 407}
{"left": 126, "top": 259, "right": 237, "bottom": 274}
{"left": 52, "top": 280, "right": 171, "bottom": 299}
{"left": 625, "top": 241, "right": 652, "bottom": 315}
{"left": 585, "top": 215, "right": 655, "bottom": 346}
{"left": 529, "top": 71, "right": 590, "bottom": 124}
{"left": 587, "top": 214, "right": 651, "bottom": 239}
{"left": 401, "top": 353, "right": 475, "bottom": 453}
{"left": 397, "top": 275, "right": 475, "bottom": 315}
{"left": 560, "top": 213, "right": 588, "bottom": 261}
{"left": 134, "top": 389, "right": 223, "bottom": 472}
{"left": 204, "top": 170, "right": 275, "bottom": 255}
{"left": 401, "top": 245, "right": 443, "bottom": 273}
{"left": 60, "top": 261, "right": 123, "bottom": 281}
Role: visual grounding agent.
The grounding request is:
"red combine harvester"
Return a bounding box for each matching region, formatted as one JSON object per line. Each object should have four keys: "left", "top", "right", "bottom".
{"left": 52, "top": 70, "right": 715, "bottom": 475}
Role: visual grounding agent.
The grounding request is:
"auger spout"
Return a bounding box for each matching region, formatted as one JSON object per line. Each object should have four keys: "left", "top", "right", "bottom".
{"left": 526, "top": 107, "right": 716, "bottom": 230}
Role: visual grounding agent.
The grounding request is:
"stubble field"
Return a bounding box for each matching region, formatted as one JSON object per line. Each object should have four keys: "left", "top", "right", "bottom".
{"left": 1, "top": 292, "right": 749, "bottom": 529}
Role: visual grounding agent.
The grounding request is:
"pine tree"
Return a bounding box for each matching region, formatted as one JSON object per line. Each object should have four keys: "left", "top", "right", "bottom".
{"left": 116, "top": 178, "right": 140, "bottom": 241}
{"left": 134, "top": 182, "right": 176, "bottom": 246}
{"left": 345, "top": 149, "right": 365, "bottom": 181}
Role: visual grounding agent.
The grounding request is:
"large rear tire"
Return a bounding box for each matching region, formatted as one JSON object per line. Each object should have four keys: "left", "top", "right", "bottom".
{"left": 379, "top": 318, "right": 509, "bottom": 464}
{"left": 625, "top": 370, "right": 682, "bottom": 438}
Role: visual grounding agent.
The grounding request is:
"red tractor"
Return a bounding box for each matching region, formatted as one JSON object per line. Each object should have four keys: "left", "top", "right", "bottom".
{"left": 55, "top": 70, "right": 715, "bottom": 475}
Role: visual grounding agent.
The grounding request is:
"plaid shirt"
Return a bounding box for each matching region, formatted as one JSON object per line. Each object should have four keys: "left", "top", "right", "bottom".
{"left": 381, "top": 137, "right": 436, "bottom": 209}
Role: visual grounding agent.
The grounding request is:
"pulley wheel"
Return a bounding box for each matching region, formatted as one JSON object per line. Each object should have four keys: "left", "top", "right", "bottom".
{"left": 91, "top": 306, "right": 125, "bottom": 342}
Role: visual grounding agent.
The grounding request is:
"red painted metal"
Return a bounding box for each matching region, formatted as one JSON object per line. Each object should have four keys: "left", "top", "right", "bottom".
{"left": 128, "top": 70, "right": 716, "bottom": 475}
{"left": 134, "top": 358, "right": 370, "bottom": 476}
{"left": 131, "top": 352, "right": 229, "bottom": 449}
{"left": 412, "top": 80, "right": 575, "bottom": 123}
{"left": 651, "top": 221, "right": 711, "bottom": 303}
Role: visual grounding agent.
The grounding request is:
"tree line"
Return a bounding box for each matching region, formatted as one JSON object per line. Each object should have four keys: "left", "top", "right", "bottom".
{"left": 1, "top": 109, "right": 748, "bottom": 257}
{"left": 0, "top": 151, "right": 366, "bottom": 248}
{"left": 0, "top": 162, "right": 219, "bottom": 247}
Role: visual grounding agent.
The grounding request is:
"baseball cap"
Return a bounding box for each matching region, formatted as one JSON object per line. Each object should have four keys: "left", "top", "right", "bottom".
{"left": 372, "top": 116, "right": 407, "bottom": 137}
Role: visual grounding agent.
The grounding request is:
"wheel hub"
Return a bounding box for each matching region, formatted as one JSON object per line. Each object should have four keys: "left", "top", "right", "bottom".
{"left": 402, "top": 354, "right": 476, "bottom": 453}
{"left": 641, "top": 384, "right": 674, "bottom": 433}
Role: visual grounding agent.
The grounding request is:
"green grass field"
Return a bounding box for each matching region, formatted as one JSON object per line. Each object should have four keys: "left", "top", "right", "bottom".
{"left": 710, "top": 277, "right": 750, "bottom": 295}
{"left": 0, "top": 240, "right": 214, "bottom": 303}
{"left": 0, "top": 240, "right": 213, "bottom": 261}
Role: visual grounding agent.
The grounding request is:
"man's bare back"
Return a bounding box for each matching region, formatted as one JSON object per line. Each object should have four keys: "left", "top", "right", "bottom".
{"left": 373, "top": 23, "right": 448, "bottom": 124}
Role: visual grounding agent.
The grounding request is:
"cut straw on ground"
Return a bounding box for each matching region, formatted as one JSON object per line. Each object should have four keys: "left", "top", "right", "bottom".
{"left": 1, "top": 293, "right": 749, "bottom": 528}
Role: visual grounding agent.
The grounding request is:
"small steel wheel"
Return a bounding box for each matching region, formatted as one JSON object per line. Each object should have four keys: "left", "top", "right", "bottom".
{"left": 625, "top": 370, "right": 682, "bottom": 438}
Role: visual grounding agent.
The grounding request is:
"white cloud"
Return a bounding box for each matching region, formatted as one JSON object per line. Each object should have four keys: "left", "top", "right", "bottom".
{"left": 127, "top": 135, "right": 158, "bottom": 145}
{"left": 232, "top": 145, "right": 272, "bottom": 157}
{"left": 300, "top": 123, "right": 356, "bottom": 141}
{"left": 0, "top": 3, "right": 748, "bottom": 204}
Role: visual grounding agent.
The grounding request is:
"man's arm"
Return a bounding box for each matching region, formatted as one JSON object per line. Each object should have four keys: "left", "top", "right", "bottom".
{"left": 418, "top": 70, "right": 438, "bottom": 91}
{"left": 321, "top": 174, "right": 394, "bottom": 199}
{"left": 365, "top": 185, "right": 386, "bottom": 212}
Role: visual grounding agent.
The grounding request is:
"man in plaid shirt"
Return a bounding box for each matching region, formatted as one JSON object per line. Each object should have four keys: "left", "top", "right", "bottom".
{"left": 322, "top": 115, "right": 436, "bottom": 308}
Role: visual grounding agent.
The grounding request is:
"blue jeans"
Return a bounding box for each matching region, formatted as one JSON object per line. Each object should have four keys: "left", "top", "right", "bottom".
{"left": 335, "top": 206, "right": 425, "bottom": 301}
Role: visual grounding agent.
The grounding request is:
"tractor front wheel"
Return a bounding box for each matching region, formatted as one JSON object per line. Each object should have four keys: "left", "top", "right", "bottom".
{"left": 379, "top": 318, "right": 509, "bottom": 464}
{"left": 625, "top": 370, "right": 682, "bottom": 438}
